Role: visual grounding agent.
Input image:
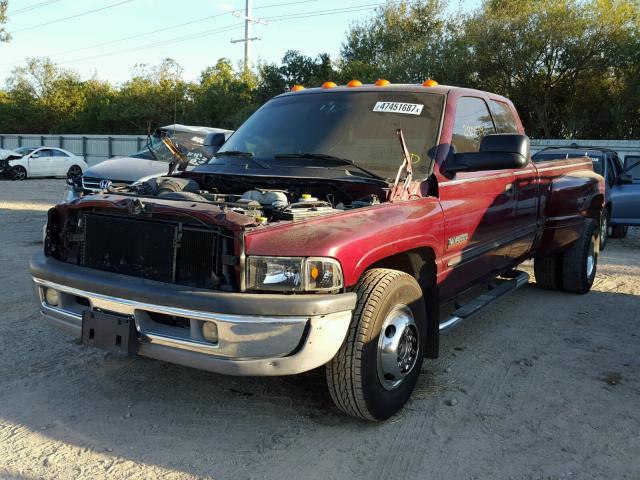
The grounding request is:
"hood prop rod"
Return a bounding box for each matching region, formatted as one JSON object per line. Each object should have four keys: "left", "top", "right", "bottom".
{"left": 390, "top": 128, "right": 413, "bottom": 201}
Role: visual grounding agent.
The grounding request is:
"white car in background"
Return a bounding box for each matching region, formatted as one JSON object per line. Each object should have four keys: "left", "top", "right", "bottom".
{"left": 4, "top": 146, "right": 88, "bottom": 180}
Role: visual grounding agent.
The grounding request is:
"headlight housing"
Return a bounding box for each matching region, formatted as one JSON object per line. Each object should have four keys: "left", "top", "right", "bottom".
{"left": 246, "top": 256, "right": 343, "bottom": 292}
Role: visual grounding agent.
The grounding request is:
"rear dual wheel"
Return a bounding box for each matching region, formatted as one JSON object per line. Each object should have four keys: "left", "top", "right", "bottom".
{"left": 326, "top": 269, "right": 426, "bottom": 421}
{"left": 534, "top": 219, "right": 599, "bottom": 294}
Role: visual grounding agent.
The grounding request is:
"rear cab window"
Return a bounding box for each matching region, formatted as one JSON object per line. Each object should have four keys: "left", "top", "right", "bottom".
{"left": 489, "top": 100, "right": 519, "bottom": 133}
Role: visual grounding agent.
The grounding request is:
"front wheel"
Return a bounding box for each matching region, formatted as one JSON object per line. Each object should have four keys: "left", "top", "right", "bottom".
{"left": 562, "top": 219, "right": 599, "bottom": 294}
{"left": 67, "top": 165, "right": 82, "bottom": 180}
{"left": 610, "top": 225, "right": 628, "bottom": 239}
{"left": 11, "top": 166, "right": 27, "bottom": 180}
{"left": 326, "top": 269, "right": 426, "bottom": 421}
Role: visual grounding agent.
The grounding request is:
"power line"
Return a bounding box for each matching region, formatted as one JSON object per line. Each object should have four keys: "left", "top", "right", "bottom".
{"left": 9, "top": 0, "right": 135, "bottom": 34}
{"left": 52, "top": 0, "right": 318, "bottom": 57}
{"left": 4, "top": 0, "right": 395, "bottom": 72}
{"left": 8, "top": 0, "right": 63, "bottom": 16}
{"left": 59, "top": 24, "right": 245, "bottom": 65}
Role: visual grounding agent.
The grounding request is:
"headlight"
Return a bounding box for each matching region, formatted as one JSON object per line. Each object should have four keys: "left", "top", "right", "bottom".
{"left": 246, "top": 256, "right": 343, "bottom": 292}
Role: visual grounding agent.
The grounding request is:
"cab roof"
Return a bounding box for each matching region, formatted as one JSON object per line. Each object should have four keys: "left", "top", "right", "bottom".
{"left": 277, "top": 83, "right": 512, "bottom": 104}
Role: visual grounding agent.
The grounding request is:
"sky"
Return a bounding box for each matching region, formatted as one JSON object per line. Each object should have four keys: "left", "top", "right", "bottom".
{"left": 1, "top": 0, "right": 479, "bottom": 85}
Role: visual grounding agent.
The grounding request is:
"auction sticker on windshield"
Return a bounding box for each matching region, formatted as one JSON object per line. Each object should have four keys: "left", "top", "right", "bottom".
{"left": 373, "top": 102, "right": 424, "bottom": 115}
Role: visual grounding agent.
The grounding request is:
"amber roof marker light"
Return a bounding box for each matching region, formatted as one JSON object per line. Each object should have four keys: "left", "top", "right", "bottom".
{"left": 375, "top": 79, "right": 390, "bottom": 86}
{"left": 321, "top": 81, "right": 337, "bottom": 89}
{"left": 291, "top": 85, "right": 305, "bottom": 92}
{"left": 347, "top": 80, "right": 362, "bottom": 87}
{"left": 422, "top": 79, "right": 438, "bottom": 87}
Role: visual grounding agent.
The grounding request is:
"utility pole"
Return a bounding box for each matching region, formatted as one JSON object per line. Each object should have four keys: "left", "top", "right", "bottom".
{"left": 230, "top": 0, "right": 267, "bottom": 72}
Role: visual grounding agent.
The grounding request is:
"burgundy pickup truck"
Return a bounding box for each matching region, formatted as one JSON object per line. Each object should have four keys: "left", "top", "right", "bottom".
{"left": 31, "top": 82, "right": 604, "bottom": 420}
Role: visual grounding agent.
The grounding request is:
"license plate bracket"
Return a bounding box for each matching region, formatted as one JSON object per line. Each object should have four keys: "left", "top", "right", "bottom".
{"left": 82, "top": 310, "right": 139, "bottom": 355}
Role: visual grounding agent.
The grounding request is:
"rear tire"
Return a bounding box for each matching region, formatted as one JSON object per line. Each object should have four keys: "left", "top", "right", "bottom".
{"left": 562, "top": 219, "right": 599, "bottom": 294}
{"left": 11, "top": 166, "right": 27, "bottom": 180}
{"left": 610, "top": 225, "right": 628, "bottom": 239}
{"left": 534, "top": 254, "right": 563, "bottom": 290}
{"left": 326, "top": 268, "right": 426, "bottom": 421}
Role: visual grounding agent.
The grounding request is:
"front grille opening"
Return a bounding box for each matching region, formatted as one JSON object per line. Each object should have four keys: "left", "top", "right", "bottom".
{"left": 146, "top": 311, "right": 191, "bottom": 329}
{"left": 76, "top": 213, "right": 232, "bottom": 290}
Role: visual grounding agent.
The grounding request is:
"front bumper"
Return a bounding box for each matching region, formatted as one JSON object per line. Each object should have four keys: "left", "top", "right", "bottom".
{"left": 31, "top": 253, "right": 356, "bottom": 376}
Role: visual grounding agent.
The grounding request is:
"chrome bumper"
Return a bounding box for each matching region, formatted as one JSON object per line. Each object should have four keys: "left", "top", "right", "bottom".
{"left": 31, "top": 255, "right": 356, "bottom": 376}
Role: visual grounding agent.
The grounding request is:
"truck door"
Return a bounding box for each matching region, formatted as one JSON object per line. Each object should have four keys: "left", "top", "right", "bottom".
{"left": 489, "top": 99, "right": 539, "bottom": 261}
{"left": 28, "top": 148, "right": 54, "bottom": 177}
{"left": 438, "top": 96, "right": 517, "bottom": 299}
{"left": 611, "top": 155, "right": 640, "bottom": 226}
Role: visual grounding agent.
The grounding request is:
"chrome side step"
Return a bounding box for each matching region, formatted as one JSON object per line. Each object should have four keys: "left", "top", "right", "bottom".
{"left": 439, "top": 270, "right": 530, "bottom": 331}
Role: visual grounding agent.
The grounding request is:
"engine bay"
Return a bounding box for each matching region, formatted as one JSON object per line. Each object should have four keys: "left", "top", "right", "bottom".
{"left": 102, "top": 174, "right": 386, "bottom": 224}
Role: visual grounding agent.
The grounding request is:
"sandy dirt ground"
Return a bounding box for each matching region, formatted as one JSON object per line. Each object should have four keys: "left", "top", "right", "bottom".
{"left": 0, "top": 179, "right": 638, "bottom": 480}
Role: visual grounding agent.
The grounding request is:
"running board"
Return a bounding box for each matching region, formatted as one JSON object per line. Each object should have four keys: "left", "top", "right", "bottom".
{"left": 439, "top": 270, "right": 529, "bottom": 331}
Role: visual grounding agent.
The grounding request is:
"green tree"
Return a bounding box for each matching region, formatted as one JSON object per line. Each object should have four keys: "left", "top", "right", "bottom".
{"left": 461, "top": 0, "right": 639, "bottom": 138}
{"left": 0, "top": 0, "right": 10, "bottom": 43}
{"left": 340, "top": 0, "right": 454, "bottom": 83}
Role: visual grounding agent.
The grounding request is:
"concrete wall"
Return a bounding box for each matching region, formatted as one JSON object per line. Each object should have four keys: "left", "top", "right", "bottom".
{"left": 530, "top": 139, "right": 640, "bottom": 162}
{"left": 0, "top": 134, "right": 147, "bottom": 166}
{"left": 2, "top": 133, "right": 640, "bottom": 167}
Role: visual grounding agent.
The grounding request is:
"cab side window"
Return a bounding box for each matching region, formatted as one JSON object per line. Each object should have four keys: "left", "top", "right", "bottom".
{"left": 51, "top": 150, "right": 69, "bottom": 157}
{"left": 490, "top": 100, "right": 519, "bottom": 133}
{"left": 36, "top": 149, "right": 53, "bottom": 157}
{"left": 452, "top": 97, "right": 496, "bottom": 153}
{"left": 605, "top": 156, "right": 616, "bottom": 187}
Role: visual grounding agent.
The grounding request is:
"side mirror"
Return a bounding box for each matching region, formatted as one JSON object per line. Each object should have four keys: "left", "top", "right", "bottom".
{"left": 31, "top": 153, "right": 39, "bottom": 158}
{"left": 618, "top": 173, "right": 633, "bottom": 185}
{"left": 204, "top": 133, "right": 227, "bottom": 149}
{"left": 445, "top": 133, "right": 529, "bottom": 174}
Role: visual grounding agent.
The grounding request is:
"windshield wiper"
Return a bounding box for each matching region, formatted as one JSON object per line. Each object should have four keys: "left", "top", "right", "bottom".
{"left": 214, "top": 150, "right": 270, "bottom": 169}
{"left": 274, "top": 153, "right": 385, "bottom": 180}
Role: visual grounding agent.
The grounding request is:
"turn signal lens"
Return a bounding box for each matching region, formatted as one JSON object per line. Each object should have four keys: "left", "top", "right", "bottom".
{"left": 321, "top": 81, "right": 337, "bottom": 89}
{"left": 375, "top": 79, "right": 390, "bottom": 86}
{"left": 422, "top": 79, "right": 438, "bottom": 87}
{"left": 347, "top": 79, "right": 362, "bottom": 87}
{"left": 202, "top": 322, "right": 219, "bottom": 344}
{"left": 291, "top": 84, "right": 305, "bottom": 91}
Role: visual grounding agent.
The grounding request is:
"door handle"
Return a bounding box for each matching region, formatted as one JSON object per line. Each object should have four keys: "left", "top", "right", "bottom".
{"left": 505, "top": 183, "right": 514, "bottom": 196}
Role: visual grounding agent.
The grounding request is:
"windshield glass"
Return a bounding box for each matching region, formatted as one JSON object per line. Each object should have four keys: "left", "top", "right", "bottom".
{"left": 130, "top": 130, "right": 212, "bottom": 165}
{"left": 213, "top": 91, "right": 444, "bottom": 180}
{"left": 13, "top": 147, "right": 37, "bottom": 156}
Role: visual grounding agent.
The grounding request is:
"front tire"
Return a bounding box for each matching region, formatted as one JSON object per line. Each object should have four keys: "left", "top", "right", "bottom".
{"left": 11, "top": 166, "right": 27, "bottom": 180}
{"left": 326, "top": 269, "right": 426, "bottom": 421}
{"left": 67, "top": 165, "right": 82, "bottom": 180}
{"left": 610, "top": 225, "right": 628, "bottom": 239}
{"left": 562, "top": 219, "right": 599, "bottom": 294}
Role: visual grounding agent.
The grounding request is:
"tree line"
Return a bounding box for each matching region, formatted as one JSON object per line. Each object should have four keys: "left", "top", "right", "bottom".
{"left": 0, "top": 0, "right": 638, "bottom": 139}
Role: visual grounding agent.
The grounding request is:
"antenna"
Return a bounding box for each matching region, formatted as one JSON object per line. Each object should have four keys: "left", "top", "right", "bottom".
{"left": 230, "top": 0, "right": 268, "bottom": 72}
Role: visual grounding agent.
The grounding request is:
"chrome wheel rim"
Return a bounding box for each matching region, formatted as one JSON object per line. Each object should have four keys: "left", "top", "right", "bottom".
{"left": 600, "top": 214, "right": 608, "bottom": 245}
{"left": 377, "top": 304, "right": 419, "bottom": 391}
{"left": 587, "top": 232, "right": 598, "bottom": 278}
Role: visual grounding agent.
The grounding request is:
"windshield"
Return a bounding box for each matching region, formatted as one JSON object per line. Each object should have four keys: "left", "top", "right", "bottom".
{"left": 213, "top": 91, "right": 444, "bottom": 180}
{"left": 130, "top": 130, "right": 212, "bottom": 165}
{"left": 533, "top": 151, "right": 603, "bottom": 175}
{"left": 13, "top": 147, "right": 36, "bottom": 156}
